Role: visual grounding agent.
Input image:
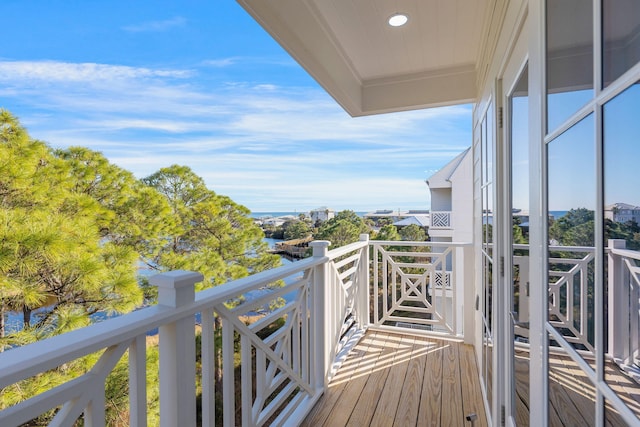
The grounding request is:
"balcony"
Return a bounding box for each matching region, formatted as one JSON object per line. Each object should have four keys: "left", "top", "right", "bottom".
{"left": 0, "top": 237, "right": 638, "bottom": 426}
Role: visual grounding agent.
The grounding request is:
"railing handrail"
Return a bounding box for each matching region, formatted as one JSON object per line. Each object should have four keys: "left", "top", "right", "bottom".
{"left": 370, "top": 240, "right": 471, "bottom": 247}
{"left": 610, "top": 246, "right": 640, "bottom": 261}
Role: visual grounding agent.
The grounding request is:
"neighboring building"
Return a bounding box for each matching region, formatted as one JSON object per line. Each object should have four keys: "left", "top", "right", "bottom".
{"left": 605, "top": 202, "right": 640, "bottom": 224}
{"left": 392, "top": 215, "right": 430, "bottom": 228}
{"left": 309, "top": 207, "right": 334, "bottom": 222}
{"left": 425, "top": 147, "right": 473, "bottom": 243}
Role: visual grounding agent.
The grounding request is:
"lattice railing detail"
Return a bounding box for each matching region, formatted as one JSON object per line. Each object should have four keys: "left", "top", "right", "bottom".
{"left": 430, "top": 211, "right": 452, "bottom": 228}
{"left": 547, "top": 249, "right": 595, "bottom": 353}
{"left": 371, "top": 241, "right": 460, "bottom": 336}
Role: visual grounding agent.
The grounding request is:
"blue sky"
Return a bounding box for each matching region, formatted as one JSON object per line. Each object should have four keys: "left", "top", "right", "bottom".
{"left": 0, "top": 0, "right": 471, "bottom": 212}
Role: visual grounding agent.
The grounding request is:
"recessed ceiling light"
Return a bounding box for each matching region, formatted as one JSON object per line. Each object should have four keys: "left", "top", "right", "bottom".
{"left": 388, "top": 13, "right": 408, "bottom": 27}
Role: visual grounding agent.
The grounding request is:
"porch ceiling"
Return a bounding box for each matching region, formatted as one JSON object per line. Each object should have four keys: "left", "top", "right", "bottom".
{"left": 237, "top": 0, "right": 491, "bottom": 116}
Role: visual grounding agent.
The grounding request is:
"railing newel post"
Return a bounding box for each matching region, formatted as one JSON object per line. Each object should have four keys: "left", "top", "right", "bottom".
{"left": 608, "top": 239, "right": 628, "bottom": 362}
{"left": 310, "top": 240, "right": 330, "bottom": 392}
{"left": 150, "top": 270, "right": 203, "bottom": 427}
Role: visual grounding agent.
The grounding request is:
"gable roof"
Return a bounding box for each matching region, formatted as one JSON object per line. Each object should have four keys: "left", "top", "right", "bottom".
{"left": 425, "top": 147, "right": 471, "bottom": 189}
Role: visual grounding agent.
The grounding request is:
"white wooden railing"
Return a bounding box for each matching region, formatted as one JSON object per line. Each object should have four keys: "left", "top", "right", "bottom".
{"left": 514, "top": 244, "right": 597, "bottom": 351}
{"left": 0, "top": 236, "right": 370, "bottom": 427}
{"left": 513, "top": 240, "right": 640, "bottom": 374}
{"left": 1, "top": 234, "right": 637, "bottom": 426}
{"left": 369, "top": 241, "right": 473, "bottom": 339}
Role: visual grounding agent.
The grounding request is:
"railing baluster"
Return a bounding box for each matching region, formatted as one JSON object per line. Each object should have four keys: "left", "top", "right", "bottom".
{"left": 240, "top": 334, "right": 251, "bottom": 427}
{"left": 201, "top": 310, "right": 215, "bottom": 427}
{"left": 222, "top": 315, "right": 235, "bottom": 427}
{"left": 129, "top": 335, "right": 147, "bottom": 427}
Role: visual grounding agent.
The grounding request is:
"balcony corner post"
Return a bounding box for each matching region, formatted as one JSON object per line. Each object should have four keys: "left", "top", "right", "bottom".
{"left": 358, "top": 234, "right": 370, "bottom": 329}
{"left": 150, "top": 270, "right": 203, "bottom": 427}
{"left": 607, "top": 239, "right": 628, "bottom": 361}
{"left": 310, "top": 240, "right": 330, "bottom": 392}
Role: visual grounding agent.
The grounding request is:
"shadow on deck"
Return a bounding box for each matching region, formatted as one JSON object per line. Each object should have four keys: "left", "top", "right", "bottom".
{"left": 303, "top": 331, "right": 487, "bottom": 427}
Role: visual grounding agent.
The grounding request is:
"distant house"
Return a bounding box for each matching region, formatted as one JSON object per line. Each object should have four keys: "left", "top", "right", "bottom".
{"left": 605, "top": 202, "right": 640, "bottom": 224}
{"left": 392, "top": 215, "right": 430, "bottom": 228}
{"left": 310, "top": 207, "right": 334, "bottom": 223}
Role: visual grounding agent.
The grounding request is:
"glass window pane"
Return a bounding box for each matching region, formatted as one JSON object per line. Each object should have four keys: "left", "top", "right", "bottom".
{"left": 546, "top": 0, "right": 594, "bottom": 133}
{"left": 603, "top": 81, "right": 640, "bottom": 422}
{"left": 547, "top": 115, "right": 596, "bottom": 361}
{"left": 603, "top": 0, "right": 640, "bottom": 87}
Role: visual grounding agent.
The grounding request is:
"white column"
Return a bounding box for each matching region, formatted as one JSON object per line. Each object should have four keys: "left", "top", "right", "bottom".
{"left": 150, "top": 270, "right": 203, "bottom": 427}
{"left": 309, "top": 240, "right": 330, "bottom": 392}
{"left": 608, "top": 239, "right": 628, "bottom": 362}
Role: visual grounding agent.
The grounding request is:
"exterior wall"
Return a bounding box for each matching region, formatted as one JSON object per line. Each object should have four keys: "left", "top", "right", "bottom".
{"left": 310, "top": 209, "right": 334, "bottom": 222}
{"left": 450, "top": 152, "right": 474, "bottom": 242}
{"left": 430, "top": 188, "right": 452, "bottom": 211}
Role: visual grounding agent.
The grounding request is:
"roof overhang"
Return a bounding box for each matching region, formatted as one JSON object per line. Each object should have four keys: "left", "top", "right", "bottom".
{"left": 237, "top": 0, "right": 488, "bottom": 117}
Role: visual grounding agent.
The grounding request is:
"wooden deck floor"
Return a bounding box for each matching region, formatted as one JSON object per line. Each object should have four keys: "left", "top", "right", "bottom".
{"left": 514, "top": 349, "right": 640, "bottom": 426}
{"left": 302, "top": 331, "right": 487, "bottom": 427}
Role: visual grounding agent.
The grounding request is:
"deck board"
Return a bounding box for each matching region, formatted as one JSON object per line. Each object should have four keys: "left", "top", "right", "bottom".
{"left": 303, "top": 331, "right": 487, "bottom": 427}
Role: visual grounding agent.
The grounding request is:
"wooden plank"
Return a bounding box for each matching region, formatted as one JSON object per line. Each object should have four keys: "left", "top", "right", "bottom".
{"left": 459, "top": 344, "right": 488, "bottom": 427}
{"left": 303, "top": 331, "right": 486, "bottom": 427}
{"left": 369, "top": 334, "right": 414, "bottom": 427}
{"left": 393, "top": 336, "right": 429, "bottom": 427}
{"left": 323, "top": 332, "right": 389, "bottom": 426}
{"left": 417, "top": 339, "right": 444, "bottom": 427}
{"left": 604, "top": 361, "right": 640, "bottom": 415}
{"left": 344, "top": 333, "right": 400, "bottom": 426}
{"left": 513, "top": 350, "right": 530, "bottom": 426}
{"left": 440, "top": 341, "right": 464, "bottom": 427}
{"left": 301, "top": 332, "right": 377, "bottom": 427}
{"left": 556, "top": 354, "right": 596, "bottom": 422}
{"left": 603, "top": 362, "right": 640, "bottom": 426}
{"left": 547, "top": 357, "right": 589, "bottom": 426}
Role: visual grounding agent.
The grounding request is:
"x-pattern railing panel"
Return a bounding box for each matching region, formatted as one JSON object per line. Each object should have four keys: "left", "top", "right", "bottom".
{"left": 371, "top": 242, "right": 456, "bottom": 335}
{"left": 547, "top": 251, "right": 595, "bottom": 353}
{"left": 215, "top": 269, "right": 315, "bottom": 427}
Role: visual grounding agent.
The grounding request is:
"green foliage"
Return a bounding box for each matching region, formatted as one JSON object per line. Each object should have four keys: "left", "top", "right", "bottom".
{"left": 399, "top": 224, "right": 427, "bottom": 241}
{"left": 605, "top": 218, "right": 640, "bottom": 250}
{"left": 142, "top": 165, "right": 281, "bottom": 290}
{"left": 373, "top": 224, "right": 400, "bottom": 241}
{"left": 283, "top": 220, "right": 311, "bottom": 240}
{"left": 0, "top": 111, "right": 289, "bottom": 426}
{"left": 315, "top": 210, "right": 371, "bottom": 249}
{"left": 549, "top": 208, "right": 595, "bottom": 246}
{"left": 0, "top": 111, "right": 142, "bottom": 340}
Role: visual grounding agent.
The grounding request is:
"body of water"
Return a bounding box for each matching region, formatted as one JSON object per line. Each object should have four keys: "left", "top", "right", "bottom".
{"left": 251, "top": 211, "right": 367, "bottom": 218}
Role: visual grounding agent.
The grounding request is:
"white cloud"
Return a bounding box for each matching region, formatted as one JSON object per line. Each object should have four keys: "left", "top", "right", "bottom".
{"left": 1, "top": 59, "right": 471, "bottom": 211}
{"left": 201, "top": 58, "right": 239, "bottom": 68}
{"left": 122, "top": 16, "right": 187, "bottom": 33}
{"left": 0, "top": 61, "right": 191, "bottom": 84}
